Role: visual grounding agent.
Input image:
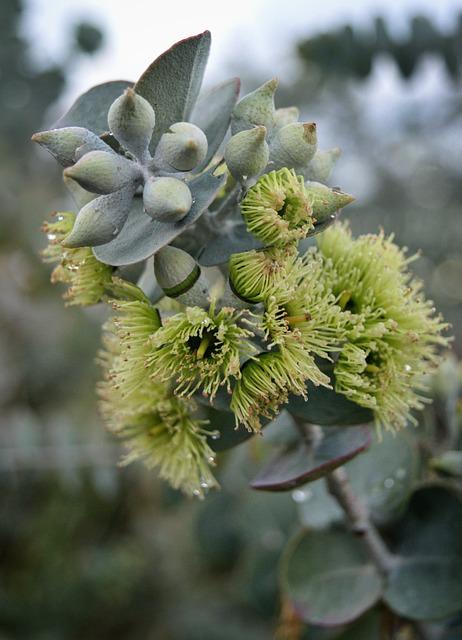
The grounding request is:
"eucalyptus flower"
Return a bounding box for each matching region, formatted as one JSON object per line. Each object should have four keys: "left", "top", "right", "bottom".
{"left": 148, "top": 305, "right": 256, "bottom": 400}
{"left": 41, "top": 211, "right": 113, "bottom": 306}
{"left": 317, "top": 222, "right": 451, "bottom": 432}
{"left": 98, "top": 320, "right": 217, "bottom": 497}
{"left": 240, "top": 168, "right": 315, "bottom": 246}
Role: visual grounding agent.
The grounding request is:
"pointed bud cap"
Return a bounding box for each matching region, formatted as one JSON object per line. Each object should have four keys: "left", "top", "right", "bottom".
{"left": 143, "top": 177, "right": 192, "bottom": 222}
{"left": 108, "top": 88, "right": 156, "bottom": 160}
{"left": 156, "top": 122, "right": 208, "bottom": 171}
{"left": 154, "top": 246, "right": 201, "bottom": 297}
{"left": 224, "top": 126, "right": 269, "bottom": 182}
{"left": 274, "top": 106, "right": 299, "bottom": 129}
{"left": 64, "top": 150, "right": 141, "bottom": 195}
{"left": 62, "top": 185, "right": 135, "bottom": 248}
{"left": 270, "top": 122, "right": 317, "bottom": 170}
{"left": 231, "top": 78, "right": 278, "bottom": 134}
{"left": 31, "top": 126, "right": 110, "bottom": 167}
{"left": 305, "top": 180, "right": 355, "bottom": 222}
{"left": 304, "top": 147, "right": 342, "bottom": 182}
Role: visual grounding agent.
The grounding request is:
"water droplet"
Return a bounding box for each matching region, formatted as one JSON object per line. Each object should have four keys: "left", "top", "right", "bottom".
{"left": 192, "top": 489, "right": 201, "bottom": 497}
{"left": 384, "top": 477, "right": 394, "bottom": 489}
{"left": 292, "top": 488, "right": 312, "bottom": 503}
{"left": 395, "top": 468, "right": 406, "bottom": 480}
{"left": 207, "top": 456, "right": 215, "bottom": 463}
{"left": 47, "top": 233, "right": 56, "bottom": 241}
{"left": 210, "top": 430, "right": 220, "bottom": 440}
{"left": 57, "top": 215, "right": 64, "bottom": 221}
{"left": 404, "top": 364, "right": 412, "bottom": 372}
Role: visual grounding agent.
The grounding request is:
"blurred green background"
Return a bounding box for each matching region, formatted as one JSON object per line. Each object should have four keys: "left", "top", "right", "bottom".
{"left": 1, "top": 0, "right": 461, "bottom": 637}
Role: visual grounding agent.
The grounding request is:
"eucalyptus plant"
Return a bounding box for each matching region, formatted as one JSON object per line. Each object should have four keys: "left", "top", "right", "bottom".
{"left": 34, "top": 31, "right": 461, "bottom": 635}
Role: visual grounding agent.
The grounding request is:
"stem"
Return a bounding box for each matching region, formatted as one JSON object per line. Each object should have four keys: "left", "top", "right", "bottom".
{"left": 196, "top": 334, "right": 212, "bottom": 360}
{"left": 325, "top": 466, "right": 396, "bottom": 576}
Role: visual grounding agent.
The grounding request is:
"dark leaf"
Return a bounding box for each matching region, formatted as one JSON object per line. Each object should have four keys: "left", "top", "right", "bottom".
{"left": 281, "top": 529, "right": 383, "bottom": 626}
{"left": 54, "top": 81, "right": 133, "bottom": 134}
{"left": 93, "top": 171, "right": 225, "bottom": 266}
{"left": 251, "top": 426, "right": 371, "bottom": 492}
{"left": 384, "top": 485, "right": 462, "bottom": 621}
{"left": 135, "top": 32, "right": 211, "bottom": 150}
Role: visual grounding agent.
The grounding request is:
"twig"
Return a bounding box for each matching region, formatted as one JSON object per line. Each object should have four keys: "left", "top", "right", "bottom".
{"left": 325, "top": 466, "right": 396, "bottom": 576}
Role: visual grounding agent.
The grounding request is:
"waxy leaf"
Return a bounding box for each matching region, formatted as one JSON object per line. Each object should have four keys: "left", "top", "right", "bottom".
{"left": 298, "top": 429, "right": 419, "bottom": 528}
{"left": 384, "top": 485, "right": 462, "bottom": 621}
{"left": 288, "top": 367, "right": 374, "bottom": 426}
{"left": 135, "top": 32, "right": 211, "bottom": 150}
{"left": 94, "top": 171, "right": 226, "bottom": 265}
{"left": 251, "top": 426, "right": 371, "bottom": 492}
{"left": 191, "top": 77, "right": 240, "bottom": 171}
{"left": 281, "top": 529, "right": 383, "bottom": 626}
{"left": 198, "top": 222, "right": 264, "bottom": 266}
{"left": 54, "top": 81, "right": 133, "bottom": 134}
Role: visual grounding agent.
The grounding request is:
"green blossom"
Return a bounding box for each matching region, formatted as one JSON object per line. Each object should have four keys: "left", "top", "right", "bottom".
{"left": 98, "top": 320, "right": 218, "bottom": 497}
{"left": 42, "top": 211, "right": 112, "bottom": 306}
{"left": 240, "top": 168, "right": 314, "bottom": 246}
{"left": 148, "top": 305, "right": 256, "bottom": 400}
{"left": 317, "top": 222, "right": 451, "bottom": 432}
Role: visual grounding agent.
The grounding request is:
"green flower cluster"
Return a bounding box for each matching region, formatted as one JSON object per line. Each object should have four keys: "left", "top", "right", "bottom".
{"left": 316, "top": 222, "right": 450, "bottom": 432}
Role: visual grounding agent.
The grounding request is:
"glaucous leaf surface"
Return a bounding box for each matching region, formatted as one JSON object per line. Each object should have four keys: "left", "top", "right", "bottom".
{"left": 191, "top": 78, "right": 240, "bottom": 171}
{"left": 297, "top": 429, "right": 419, "bottom": 528}
{"left": 280, "top": 529, "right": 382, "bottom": 626}
{"left": 135, "top": 32, "right": 211, "bottom": 150}
{"left": 198, "top": 222, "right": 264, "bottom": 266}
{"left": 54, "top": 81, "right": 133, "bottom": 134}
{"left": 93, "top": 171, "right": 226, "bottom": 265}
{"left": 384, "top": 485, "right": 462, "bottom": 621}
{"left": 250, "top": 426, "right": 371, "bottom": 492}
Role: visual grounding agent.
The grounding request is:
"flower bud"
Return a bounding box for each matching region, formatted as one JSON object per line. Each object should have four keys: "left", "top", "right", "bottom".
{"left": 231, "top": 78, "right": 278, "bottom": 134}
{"left": 62, "top": 185, "right": 135, "bottom": 248}
{"left": 64, "top": 150, "right": 141, "bottom": 195}
{"left": 107, "top": 88, "right": 156, "bottom": 160}
{"left": 154, "top": 245, "right": 210, "bottom": 306}
{"left": 270, "top": 122, "right": 317, "bottom": 170}
{"left": 305, "top": 181, "right": 355, "bottom": 222}
{"left": 156, "top": 122, "right": 208, "bottom": 171}
{"left": 224, "top": 126, "right": 269, "bottom": 182}
{"left": 143, "top": 177, "right": 192, "bottom": 222}
{"left": 304, "top": 148, "right": 341, "bottom": 182}
{"left": 274, "top": 106, "right": 299, "bottom": 129}
{"left": 31, "top": 126, "right": 110, "bottom": 167}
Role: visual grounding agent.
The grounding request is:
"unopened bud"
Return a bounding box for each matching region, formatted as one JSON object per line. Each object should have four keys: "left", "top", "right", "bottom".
{"left": 156, "top": 122, "right": 208, "bottom": 171}
{"left": 274, "top": 106, "right": 299, "bottom": 129}
{"left": 270, "top": 122, "right": 317, "bottom": 170}
{"left": 31, "top": 126, "right": 110, "bottom": 167}
{"left": 304, "top": 147, "right": 342, "bottom": 182}
{"left": 154, "top": 245, "right": 210, "bottom": 307}
{"left": 305, "top": 181, "right": 355, "bottom": 222}
{"left": 231, "top": 78, "right": 278, "bottom": 134}
{"left": 224, "top": 126, "right": 269, "bottom": 182}
{"left": 143, "top": 177, "right": 192, "bottom": 222}
{"left": 108, "top": 88, "right": 156, "bottom": 160}
{"left": 64, "top": 150, "right": 141, "bottom": 195}
{"left": 62, "top": 185, "right": 135, "bottom": 248}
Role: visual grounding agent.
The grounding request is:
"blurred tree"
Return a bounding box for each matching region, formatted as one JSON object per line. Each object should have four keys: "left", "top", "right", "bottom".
{"left": 298, "top": 13, "right": 462, "bottom": 82}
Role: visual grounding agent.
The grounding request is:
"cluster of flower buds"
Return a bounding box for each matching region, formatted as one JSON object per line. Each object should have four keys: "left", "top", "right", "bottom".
{"left": 33, "top": 88, "right": 209, "bottom": 249}
{"left": 36, "top": 32, "right": 450, "bottom": 497}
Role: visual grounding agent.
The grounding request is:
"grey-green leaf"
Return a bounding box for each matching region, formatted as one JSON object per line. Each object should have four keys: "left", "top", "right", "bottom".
{"left": 135, "top": 32, "right": 211, "bottom": 150}
{"left": 93, "top": 171, "right": 225, "bottom": 265}
{"left": 191, "top": 77, "right": 240, "bottom": 171}
{"left": 198, "top": 222, "right": 264, "bottom": 266}
{"left": 383, "top": 485, "right": 462, "bottom": 621}
{"left": 280, "top": 529, "right": 383, "bottom": 626}
{"left": 54, "top": 81, "right": 133, "bottom": 134}
{"left": 251, "top": 426, "right": 371, "bottom": 492}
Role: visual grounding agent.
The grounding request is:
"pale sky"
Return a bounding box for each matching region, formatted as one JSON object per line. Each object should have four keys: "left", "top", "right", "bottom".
{"left": 23, "top": 0, "right": 462, "bottom": 108}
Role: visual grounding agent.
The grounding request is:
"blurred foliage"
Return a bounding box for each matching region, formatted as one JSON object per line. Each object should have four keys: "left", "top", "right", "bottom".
{"left": 1, "top": 3, "right": 462, "bottom": 638}
{"left": 298, "top": 13, "right": 462, "bottom": 82}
